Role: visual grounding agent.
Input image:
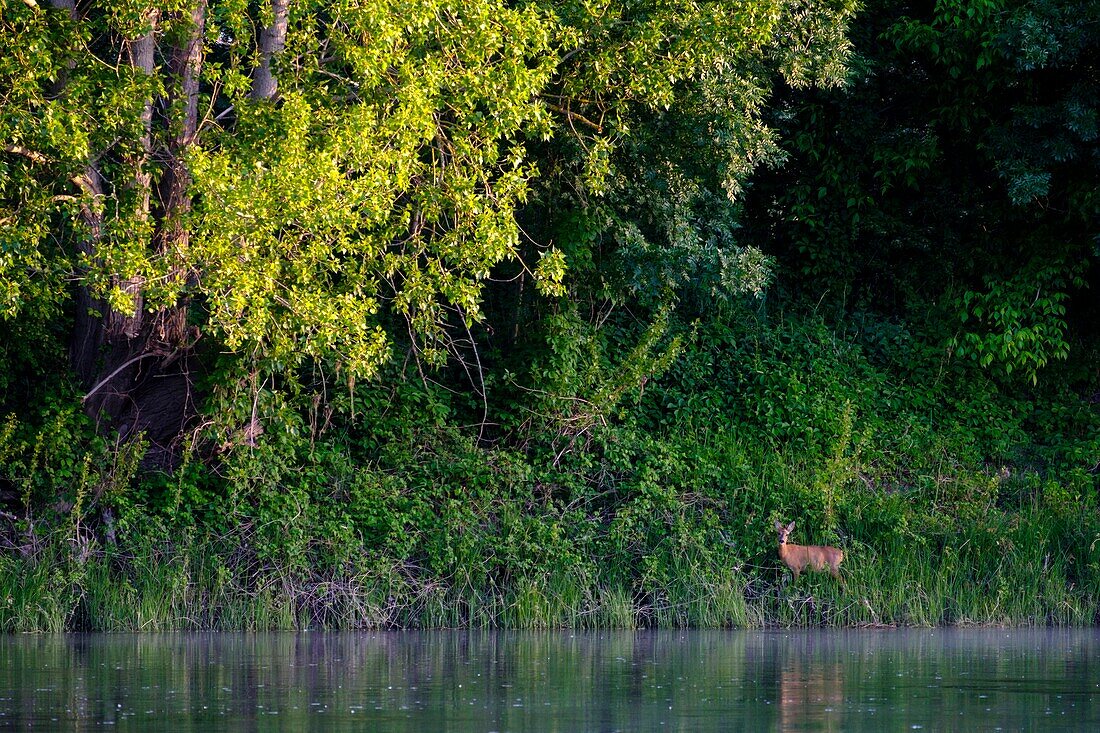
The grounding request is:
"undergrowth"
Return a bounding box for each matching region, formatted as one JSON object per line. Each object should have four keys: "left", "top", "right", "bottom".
{"left": 1, "top": 306, "right": 1097, "bottom": 631}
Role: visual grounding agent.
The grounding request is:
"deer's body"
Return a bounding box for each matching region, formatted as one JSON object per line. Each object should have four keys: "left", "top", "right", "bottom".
{"left": 775, "top": 521, "right": 844, "bottom": 580}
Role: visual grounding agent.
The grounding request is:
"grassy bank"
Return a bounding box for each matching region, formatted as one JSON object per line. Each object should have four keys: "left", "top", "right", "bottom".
{"left": 2, "top": 499, "right": 1097, "bottom": 632}
{"left": 1, "top": 0, "right": 1096, "bottom": 635}
{"left": 4, "top": 448, "right": 1098, "bottom": 631}
{"left": 2, "top": 308, "right": 1097, "bottom": 632}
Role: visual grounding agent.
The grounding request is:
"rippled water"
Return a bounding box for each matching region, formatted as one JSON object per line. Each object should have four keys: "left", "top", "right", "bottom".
{"left": 2, "top": 629, "right": 1099, "bottom": 730}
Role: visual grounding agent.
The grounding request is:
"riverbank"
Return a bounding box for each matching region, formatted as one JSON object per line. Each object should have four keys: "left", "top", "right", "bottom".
{"left": 2, "top": 0, "right": 1097, "bottom": 635}
{"left": 3, "top": 473, "right": 1095, "bottom": 631}
{"left": 3, "top": 306, "right": 1098, "bottom": 632}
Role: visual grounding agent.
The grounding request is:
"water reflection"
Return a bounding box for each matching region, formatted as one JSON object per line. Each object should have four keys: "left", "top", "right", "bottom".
{"left": 777, "top": 636, "right": 845, "bottom": 731}
{"left": 1, "top": 629, "right": 1098, "bottom": 731}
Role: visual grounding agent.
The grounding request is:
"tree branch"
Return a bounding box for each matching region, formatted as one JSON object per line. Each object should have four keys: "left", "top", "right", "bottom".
{"left": 1, "top": 145, "right": 51, "bottom": 165}
{"left": 544, "top": 102, "right": 604, "bottom": 133}
{"left": 81, "top": 353, "right": 158, "bottom": 404}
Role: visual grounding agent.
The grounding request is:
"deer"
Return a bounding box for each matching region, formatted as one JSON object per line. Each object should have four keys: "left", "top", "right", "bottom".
{"left": 774, "top": 520, "right": 844, "bottom": 583}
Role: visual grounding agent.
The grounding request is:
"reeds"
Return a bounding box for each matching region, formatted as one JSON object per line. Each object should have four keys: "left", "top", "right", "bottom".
{"left": 2, "top": 503, "right": 1094, "bottom": 632}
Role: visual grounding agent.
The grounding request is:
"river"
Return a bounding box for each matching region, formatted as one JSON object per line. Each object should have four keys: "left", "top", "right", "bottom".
{"left": 2, "top": 629, "right": 1098, "bottom": 730}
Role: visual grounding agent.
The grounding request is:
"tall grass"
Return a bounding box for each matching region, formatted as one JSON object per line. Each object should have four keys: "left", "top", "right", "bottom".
{"left": 0, "top": 541, "right": 76, "bottom": 633}
{"left": 750, "top": 510, "right": 1098, "bottom": 628}
{"left": 2, "top": 500, "right": 1095, "bottom": 631}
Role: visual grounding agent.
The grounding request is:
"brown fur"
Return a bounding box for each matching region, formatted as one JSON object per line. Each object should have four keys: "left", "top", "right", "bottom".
{"left": 774, "top": 521, "right": 844, "bottom": 580}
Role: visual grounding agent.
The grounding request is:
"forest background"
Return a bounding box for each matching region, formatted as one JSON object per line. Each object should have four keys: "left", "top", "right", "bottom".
{"left": 1, "top": 0, "right": 1097, "bottom": 631}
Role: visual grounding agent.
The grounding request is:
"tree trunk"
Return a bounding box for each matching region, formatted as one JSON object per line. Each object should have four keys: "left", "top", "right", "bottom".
{"left": 72, "top": 3, "right": 207, "bottom": 470}
{"left": 251, "top": 0, "right": 289, "bottom": 101}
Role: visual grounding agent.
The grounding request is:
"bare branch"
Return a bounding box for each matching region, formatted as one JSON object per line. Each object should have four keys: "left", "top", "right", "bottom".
{"left": 544, "top": 102, "right": 604, "bottom": 133}
{"left": 1, "top": 145, "right": 51, "bottom": 165}
{"left": 81, "top": 353, "right": 158, "bottom": 404}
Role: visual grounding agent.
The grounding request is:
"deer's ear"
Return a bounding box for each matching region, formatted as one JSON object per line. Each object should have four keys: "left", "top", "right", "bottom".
{"left": 774, "top": 520, "right": 783, "bottom": 531}
{"left": 786, "top": 522, "right": 795, "bottom": 533}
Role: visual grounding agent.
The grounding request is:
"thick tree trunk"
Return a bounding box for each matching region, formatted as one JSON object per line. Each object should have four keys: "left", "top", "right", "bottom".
{"left": 71, "top": 3, "right": 207, "bottom": 469}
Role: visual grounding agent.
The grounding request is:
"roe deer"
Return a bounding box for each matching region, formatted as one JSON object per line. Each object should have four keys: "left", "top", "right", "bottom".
{"left": 774, "top": 521, "right": 844, "bottom": 581}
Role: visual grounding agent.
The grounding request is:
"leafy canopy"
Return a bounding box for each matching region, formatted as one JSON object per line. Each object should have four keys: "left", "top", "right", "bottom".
{"left": 2, "top": 0, "right": 858, "bottom": 390}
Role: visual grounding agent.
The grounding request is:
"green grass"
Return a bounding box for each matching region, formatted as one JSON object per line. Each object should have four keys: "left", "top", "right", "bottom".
{"left": 2, "top": 503, "right": 1095, "bottom": 632}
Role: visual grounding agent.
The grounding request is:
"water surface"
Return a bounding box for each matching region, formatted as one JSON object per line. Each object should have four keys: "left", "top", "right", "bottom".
{"left": 2, "top": 629, "right": 1098, "bottom": 730}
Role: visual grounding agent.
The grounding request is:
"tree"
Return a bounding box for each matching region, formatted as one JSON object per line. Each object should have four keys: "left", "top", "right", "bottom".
{"left": 2, "top": 0, "right": 556, "bottom": 464}
{"left": 473, "top": 0, "right": 858, "bottom": 448}
{"left": 2, "top": 0, "right": 861, "bottom": 469}
{"left": 743, "top": 0, "right": 1099, "bottom": 380}
{"left": 508, "top": 0, "right": 857, "bottom": 324}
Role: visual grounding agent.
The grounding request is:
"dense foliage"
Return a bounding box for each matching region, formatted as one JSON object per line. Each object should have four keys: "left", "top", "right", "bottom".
{"left": 0, "top": 0, "right": 1097, "bottom": 630}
